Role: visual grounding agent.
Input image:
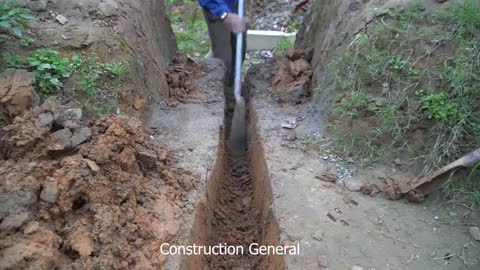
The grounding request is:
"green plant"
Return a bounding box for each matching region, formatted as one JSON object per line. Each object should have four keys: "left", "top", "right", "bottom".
{"left": 389, "top": 56, "right": 407, "bottom": 70}
{"left": 417, "top": 91, "right": 465, "bottom": 123}
{"left": 0, "top": 1, "right": 36, "bottom": 38}
{"left": 28, "top": 49, "right": 81, "bottom": 97}
{"left": 101, "top": 60, "right": 129, "bottom": 78}
{"left": 442, "top": 162, "right": 480, "bottom": 211}
{"left": 166, "top": 0, "right": 210, "bottom": 57}
{"left": 1, "top": 51, "right": 24, "bottom": 69}
{"left": 76, "top": 56, "right": 129, "bottom": 95}
{"left": 275, "top": 36, "right": 295, "bottom": 55}
{"left": 21, "top": 36, "right": 34, "bottom": 46}
{"left": 326, "top": 0, "right": 480, "bottom": 171}
{"left": 450, "top": 0, "right": 480, "bottom": 35}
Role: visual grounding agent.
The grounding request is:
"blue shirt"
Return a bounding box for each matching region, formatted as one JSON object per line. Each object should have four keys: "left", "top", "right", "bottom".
{"left": 198, "top": 0, "right": 235, "bottom": 17}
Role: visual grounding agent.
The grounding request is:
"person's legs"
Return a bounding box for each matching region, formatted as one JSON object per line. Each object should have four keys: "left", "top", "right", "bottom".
{"left": 202, "top": 4, "right": 247, "bottom": 113}
{"left": 203, "top": 9, "right": 236, "bottom": 112}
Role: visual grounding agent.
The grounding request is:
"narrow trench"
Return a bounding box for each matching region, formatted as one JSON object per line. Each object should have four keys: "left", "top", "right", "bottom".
{"left": 187, "top": 89, "right": 285, "bottom": 269}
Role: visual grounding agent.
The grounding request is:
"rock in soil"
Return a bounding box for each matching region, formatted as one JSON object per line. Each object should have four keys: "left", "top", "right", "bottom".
{"left": 311, "top": 229, "right": 325, "bottom": 241}
{"left": 344, "top": 179, "right": 364, "bottom": 192}
{"left": 317, "top": 255, "right": 329, "bottom": 268}
{"left": 40, "top": 182, "right": 59, "bottom": 203}
{"left": 469, "top": 227, "right": 480, "bottom": 241}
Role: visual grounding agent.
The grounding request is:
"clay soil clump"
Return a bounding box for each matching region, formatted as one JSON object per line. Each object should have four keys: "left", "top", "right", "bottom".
{"left": 0, "top": 100, "right": 196, "bottom": 269}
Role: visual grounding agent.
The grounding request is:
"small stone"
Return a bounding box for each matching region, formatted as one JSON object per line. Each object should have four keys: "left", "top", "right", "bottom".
{"left": 469, "top": 227, "right": 480, "bottom": 241}
{"left": 70, "top": 127, "right": 91, "bottom": 147}
{"left": 344, "top": 180, "right": 363, "bottom": 192}
{"left": 317, "top": 255, "right": 329, "bottom": 268}
{"left": 37, "top": 112, "right": 53, "bottom": 126}
{"left": 24, "top": 221, "right": 40, "bottom": 234}
{"left": 165, "top": 221, "right": 178, "bottom": 236}
{"left": 98, "top": 0, "right": 118, "bottom": 17}
{"left": 84, "top": 159, "right": 100, "bottom": 172}
{"left": 40, "top": 182, "right": 58, "bottom": 203}
{"left": 48, "top": 128, "right": 72, "bottom": 152}
{"left": 394, "top": 158, "right": 403, "bottom": 165}
{"left": 374, "top": 97, "right": 388, "bottom": 106}
{"left": 0, "top": 212, "right": 32, "bottom": 231}
{"left": 64, "top": 108, "right": 83, "bottom": 121}
{"left": 137, "top": 149, "right": 157, "bottom": 169}
{"left": 56, "top": 14, "right": 68, "bottom": 25}
{"left": 311, "top": 230, "right": 325, "bottom": 241}
{"left": 133, "top": 97, "right": 145, "bottom": 110}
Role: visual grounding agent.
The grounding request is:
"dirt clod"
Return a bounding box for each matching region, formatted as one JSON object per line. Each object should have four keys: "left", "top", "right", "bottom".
{"left": 360, "top": 184, "right": 381, "bottom": 197}
{"left": 272, "top": 48, "right": 313, "bottom": 104}
{"left": 166, "top": 55, "right": 207, "bottom": 103}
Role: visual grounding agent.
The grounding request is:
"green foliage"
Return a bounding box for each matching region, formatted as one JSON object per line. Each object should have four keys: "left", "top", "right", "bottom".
{"left": 442, "top": 162, "right": 480, "bottom": 211}
{"left": 449, "top": 0, "right": 480, "bottom": 34}
{"left": 75, "top": 56, "right": 129, "bottom": 95}
{"left": 165, "top": 0, "right": 210, "bottom": 57}
{"left": 1, "top": 51, "right": 24, "bottom": 69}
{"left": 417, "top": 91, "right": 465, "bottom": 124}
{"left": 28, "top": 49, "right": 78, "bottom": 97}
{"left": 101, "top": 60, "right": 129, "bottom": 77}
{"left": 27, "top": 49, "right": 129, "bottom": 99}
{"left": 275, "top": 36, "right": 295, "bottom": 55}
{"left": 0, "top": 1, "right": 36, "bottom": 38}
{"left": 327, "top": 0, "right": 480, "bottom": 171}
{"left": 333, "top": 90, "right": 369, "bottom": 118}
{"left": 21, "top": 36, "right": 34, "bottom": 46}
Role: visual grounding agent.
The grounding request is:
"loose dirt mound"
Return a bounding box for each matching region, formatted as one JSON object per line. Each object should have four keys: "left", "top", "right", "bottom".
{"left": 271, "top": 48, "right": 313, "bottom": 104}
{"left": 166, "top": 55, "right": 207, "bottom": 104}
{"left": 0, "top": 102, "right": 196, "bottom": 269}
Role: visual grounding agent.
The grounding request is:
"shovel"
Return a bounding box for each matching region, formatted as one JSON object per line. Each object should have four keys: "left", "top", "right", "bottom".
{"left": 229, "top": 0, "right": 247, "bottom": 155}
{"left": 406, "top": 148, "right": 480, "bottom": 201}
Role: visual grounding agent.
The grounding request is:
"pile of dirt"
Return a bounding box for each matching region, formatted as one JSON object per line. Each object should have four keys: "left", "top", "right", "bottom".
{"left": 166, "top": 55, "right": 207, "bottom": 104}
{"left": 0, "top": 97, "right": 196, "bottom": 269}
{"left": 271, "top": 48, "right": 313, "bottom": 104}
{"left": 206, "top": 154, "right": 262, "bottom": 269}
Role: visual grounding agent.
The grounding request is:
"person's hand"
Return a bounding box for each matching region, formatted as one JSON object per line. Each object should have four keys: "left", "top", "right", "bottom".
{"left": 223, "top": 13, "right": 249, "bottom": 33}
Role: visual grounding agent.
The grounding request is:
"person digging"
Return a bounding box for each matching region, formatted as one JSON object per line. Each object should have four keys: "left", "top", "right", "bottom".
{"left": 198, "top": 0, "right": 249, "bottom": 154}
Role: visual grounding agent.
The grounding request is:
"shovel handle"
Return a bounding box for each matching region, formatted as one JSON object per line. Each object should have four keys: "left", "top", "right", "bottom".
{"left": 234, "top": 0, "right": 245, "bottom": 102}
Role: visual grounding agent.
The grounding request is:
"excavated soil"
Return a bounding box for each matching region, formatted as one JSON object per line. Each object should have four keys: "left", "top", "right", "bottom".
{"left": 0, "top": 99, "right": 196, "bottom": 269}
{"left": 166, "top": 55, "right": 208, "bottom": 105}
{"left": 206, "top": 153, "right": 262, "bottom": 268}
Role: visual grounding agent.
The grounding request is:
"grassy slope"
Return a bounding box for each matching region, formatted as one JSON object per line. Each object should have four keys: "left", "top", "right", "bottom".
{"left": 325, "top": 0, "right": 480, "bottom": 208}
